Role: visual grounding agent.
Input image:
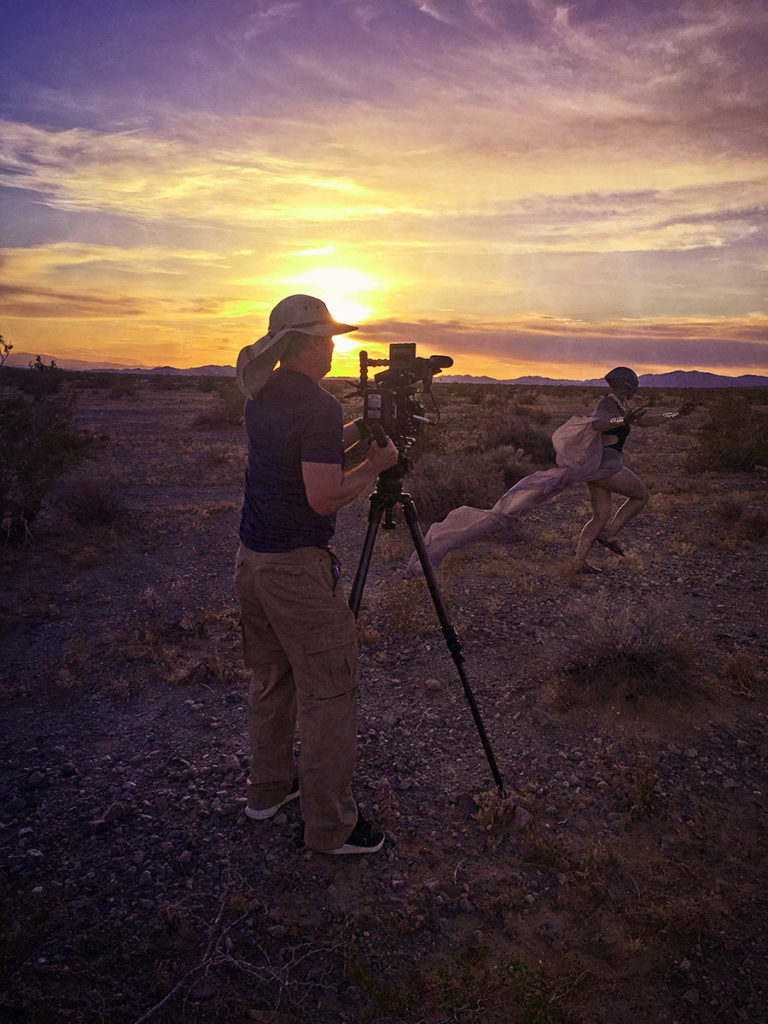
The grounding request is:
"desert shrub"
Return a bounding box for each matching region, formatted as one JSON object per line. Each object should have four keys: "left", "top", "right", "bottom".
{"left": 738, "top": 508, "right": 768, "bottom": 542}
{"left": 551, "top": 603, "right": 699, "bottom": 707}
{"left": 151, "top": 374, "right": 181, "bottom": 390}
{"left": 503, "top": 452, "right": 537, "bottom": 489}
{"left": 715, "top": 495, "right": 744, "bottom": 522}
{"left": 407, "top": 450, "right": 507, "bottom": 525}
{"left": 483, "top": 413, "right": 555, "bottom": 464}
{"left": 81, "top": 371, "right": 115, "bottom": 390}
{"left": 108, "top": 376, "right": 139, "bottom": 399}
{"left": 512, "top": 402, "right": 549, "bottom": 426}
{"left": 57, "top": 471, "right": 128, "bottom": 527}
{"left": 685, "top": 393, "right": 768, "bottom": 473}
{"left": 0, "top": 334, "right": 12, "bottom": 368}
{"left": 0, "top": 387, "right": 91, "bottom": 542}
{"left": 409, "top": 418, "right": 449, "bottom": 458}
{"left": 456, "top": 382, "right": 493, "bottom": 403}
{"left": 714, "top": 497, "right": 768, "bottom": 545}
{"left": 3, "top": 357, "right": 65, "bottom": 398}
{"left": 194, "top": 381, "right": 245, "bottom": 428}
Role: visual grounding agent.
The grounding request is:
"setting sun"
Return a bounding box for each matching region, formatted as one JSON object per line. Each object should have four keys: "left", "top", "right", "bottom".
{"left": 283, "top": 266, "right": 378, "bottom": 331}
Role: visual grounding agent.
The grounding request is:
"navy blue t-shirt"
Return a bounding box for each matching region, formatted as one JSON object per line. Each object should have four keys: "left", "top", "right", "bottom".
{"left": 239, "top": 369, "right": 344, "bottom": 552}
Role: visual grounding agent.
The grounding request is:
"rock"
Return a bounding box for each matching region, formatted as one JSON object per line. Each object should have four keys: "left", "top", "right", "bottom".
{"left": 102, "top": 802, "right": 128, "bottom": 823}
{"left": 455, "top": 793, "right": 477, "bottom": 819}
{"left": 513, "top": 806, "right": 534, "bottom": 830}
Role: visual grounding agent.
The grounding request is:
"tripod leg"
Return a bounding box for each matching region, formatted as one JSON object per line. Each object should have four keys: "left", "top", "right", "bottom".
{"left": 349, "top": 494, "right": 384, "bottom": 618}
{"left": 401, "top": 495, "right": 505, "bottom": 794}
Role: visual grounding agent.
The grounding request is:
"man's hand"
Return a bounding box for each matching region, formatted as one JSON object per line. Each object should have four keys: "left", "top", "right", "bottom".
{"left": 367, "top": 433, "right": 398, "bottom": 473}
{"left": 302, "top": 432, "right": 398, "bottom": 515}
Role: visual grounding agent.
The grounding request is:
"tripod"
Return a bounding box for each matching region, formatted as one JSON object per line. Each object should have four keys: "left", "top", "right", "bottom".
{"left": 349, "top": 464, "right": 505, "bottom": 794}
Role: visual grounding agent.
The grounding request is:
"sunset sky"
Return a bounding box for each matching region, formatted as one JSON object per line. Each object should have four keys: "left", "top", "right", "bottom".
{"left": 1, "top": 0, "right": 766, "bottom": 379}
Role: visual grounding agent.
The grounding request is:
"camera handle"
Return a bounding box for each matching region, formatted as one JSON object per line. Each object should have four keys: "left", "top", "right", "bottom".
{"left": 349, "top": 470, "right": 505, "bottom": 795}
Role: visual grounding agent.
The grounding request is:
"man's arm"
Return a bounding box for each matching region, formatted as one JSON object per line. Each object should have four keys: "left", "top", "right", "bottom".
{"left": 303, "top": 437, "right": 398, "bottom": 515}
{"left": 342, "top": 419, "right": 368, "bottom": 451}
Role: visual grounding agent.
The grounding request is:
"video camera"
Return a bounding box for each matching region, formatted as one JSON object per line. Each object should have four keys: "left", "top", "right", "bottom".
{"left": 354, "top": 342, "right": 453, "bottom": 452}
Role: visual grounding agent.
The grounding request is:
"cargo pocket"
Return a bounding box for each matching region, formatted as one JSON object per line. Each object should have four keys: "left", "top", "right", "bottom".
{"left": 300, "top": 637, "right": 359, "bottom": 700}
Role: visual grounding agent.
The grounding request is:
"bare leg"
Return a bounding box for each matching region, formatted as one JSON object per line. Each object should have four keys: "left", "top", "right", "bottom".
{"left": 600, "top": 469, "right": 648, "bottom": 541}
{"left": 571, "top": 469, "right": 648, "bottom": 573}
{"left": 572, "top": 482, "right": 613, "bottom": 572}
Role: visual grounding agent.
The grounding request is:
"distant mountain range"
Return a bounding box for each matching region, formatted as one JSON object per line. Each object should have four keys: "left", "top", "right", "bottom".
{"left": 4, "top": 353, "right": 767, "bottom": 388}
{"left": 441, "top": 370, "right": 768, "bottom": 388}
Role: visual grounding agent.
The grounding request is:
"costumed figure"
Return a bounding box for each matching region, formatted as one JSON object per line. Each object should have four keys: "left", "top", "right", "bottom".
{"left": 407, "top": 367, "right": 694, "bottom": 576}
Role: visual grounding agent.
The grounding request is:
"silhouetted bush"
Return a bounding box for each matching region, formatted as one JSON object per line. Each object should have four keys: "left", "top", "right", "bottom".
{"left": 0, "top": 387, "right": 91, "bottom": 542}
{"left": 685, "top": 393, "right": 768, "bottom": 473}
{"left": 108, "top": 376, "right": 139, "bottom": 399}
{"left": 483, "top": 413, "right": 555, "bottom": 464}
{"left": 407, "top": 450, "right": 508, "bottom": 525}
{"left": 194, "top": 381, "right": 245, "bottom": 428}
{"left": 57, "top": 472, "right": 128, "bottom": 528}
{"left": 511, "top": 402, "right": 550, "bottom": 426}
{"left": 152, "top": 374, "right": 182, "bottom": 391}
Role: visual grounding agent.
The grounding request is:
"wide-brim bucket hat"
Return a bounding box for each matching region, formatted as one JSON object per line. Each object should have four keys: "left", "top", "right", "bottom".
{"left": 236, "top": 294, "right": 357, "bottom": 398}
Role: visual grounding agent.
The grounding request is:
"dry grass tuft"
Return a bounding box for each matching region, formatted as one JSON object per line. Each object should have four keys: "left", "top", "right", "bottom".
{"left": 578, "top": 838, "right": 627, "bottom": 877}
{"left": 473, "top": 787, "right": 519, "bottom": 832}
{"left": 630, "top": 891, "right": 729, "bottom": 946}
{"left": 359, "top": 579, "right": 435, "bottom": 634}
{"left": 716, "top": 648, "right": 765, "bottom": 694}
{"left": 601, "top": 742, "right": 660, "bottom": 816}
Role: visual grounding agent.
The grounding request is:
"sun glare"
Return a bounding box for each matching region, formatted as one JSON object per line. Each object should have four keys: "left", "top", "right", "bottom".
{"left": 285, "top": 266, "right": 377, "bottom": 329}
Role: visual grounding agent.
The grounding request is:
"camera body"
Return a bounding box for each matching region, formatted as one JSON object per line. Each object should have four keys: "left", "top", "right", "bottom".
{"left": 356, "top": 343, "right": 452, "bottom": 451}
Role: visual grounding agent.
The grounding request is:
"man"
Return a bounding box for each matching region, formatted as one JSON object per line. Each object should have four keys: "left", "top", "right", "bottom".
{"left": 234, "top": 294, "right": 398, "bottom": 855}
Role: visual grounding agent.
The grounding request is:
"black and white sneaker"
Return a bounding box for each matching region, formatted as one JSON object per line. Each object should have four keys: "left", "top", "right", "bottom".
{"left": 327, "top": 815, "right": 385, "bottom": 855}
{"left": 245, "top": 779, "right": 300, "bottom": 821}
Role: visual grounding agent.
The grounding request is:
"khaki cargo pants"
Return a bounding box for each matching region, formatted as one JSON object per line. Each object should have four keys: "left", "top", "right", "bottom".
{"left": 234, "top": 543, "right": 359, "bottom": 852}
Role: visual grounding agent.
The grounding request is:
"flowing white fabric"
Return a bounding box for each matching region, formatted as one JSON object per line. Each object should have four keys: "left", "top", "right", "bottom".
{"left": 409, "top": 415, "right": 612, "bottom": 572}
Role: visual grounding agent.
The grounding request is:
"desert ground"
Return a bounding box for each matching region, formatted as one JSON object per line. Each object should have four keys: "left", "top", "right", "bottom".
{"left": 1, "top": 372, "right": 766, "bottom": 1024}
